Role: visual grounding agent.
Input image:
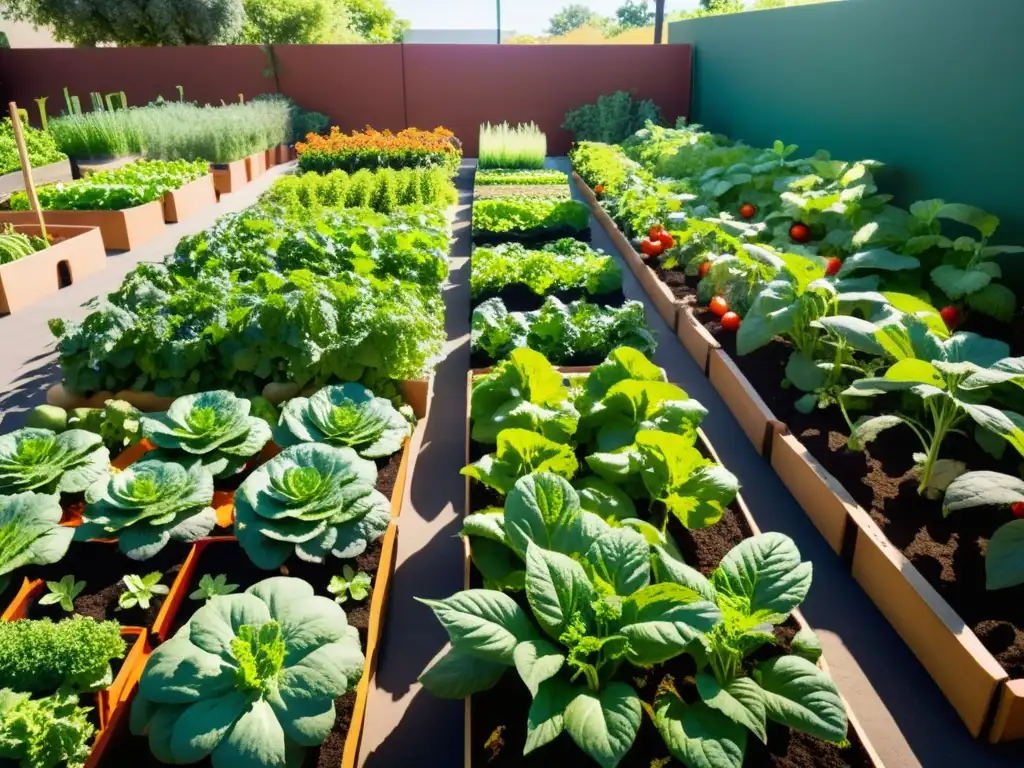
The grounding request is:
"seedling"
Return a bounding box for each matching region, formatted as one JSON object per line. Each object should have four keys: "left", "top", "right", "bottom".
{"left": 38, "top": 575, "right": 86, "bottom": 612}
{"left": 327, "top": 566, "right": 371, "bottom": 604}
{"left": 189, "top": 573, "right": 239, "bottom": 601}
{"left": 118, "top": 572, "right": 169, "bottom": 611}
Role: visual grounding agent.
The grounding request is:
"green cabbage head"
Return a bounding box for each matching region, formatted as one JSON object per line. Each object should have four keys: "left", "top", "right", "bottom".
{"left": 129, "top": 576, "right": 365, "bottom": 768}
{"left": 80, "top": 458, "right": 216, "bottom": 560}
{"left": 234, "top": 444, "right": 390, "bottom": 569}
{"left": 141, "top": 391, "right": 272, "bottom": 478}
{"left": 0, "top": 428, "right": 109, "bottom": 495}
{"left": 0, "top": 492, "right": 74, "bottom": 594}
{"left": 274, "top": 384, "right": 411, "bottom": 459}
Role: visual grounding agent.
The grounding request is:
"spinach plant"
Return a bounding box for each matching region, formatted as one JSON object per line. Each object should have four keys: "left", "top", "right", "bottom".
{"left": 463, "top": 428, "right": 578, "bottom": 495}
{"left": 39, "top": 575, "right": 86, "bottom": 613}
{"left": 944, "top": 470, "right": 1024, "bottom": 590}
{"left": 328, "top": 565, "right": 371, "bottom": 603}
{"left": 188, "top": 573, "right": 239, "bottom": 601}
{"left": 118, "top": 572, "right": 168, "bottom": 611}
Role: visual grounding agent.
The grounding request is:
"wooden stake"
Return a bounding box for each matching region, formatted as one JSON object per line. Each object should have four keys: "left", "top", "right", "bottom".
{"left": 8, "top": 101, "right": 49, "bottom": 246}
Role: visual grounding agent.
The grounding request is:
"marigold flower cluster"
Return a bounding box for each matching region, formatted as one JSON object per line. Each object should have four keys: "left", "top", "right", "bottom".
{"left": 297, "top": 126, "right": 460, "bottom": 175}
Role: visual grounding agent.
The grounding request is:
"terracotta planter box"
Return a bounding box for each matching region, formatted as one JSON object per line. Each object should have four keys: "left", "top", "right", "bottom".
{"left": 0, "top": 224, "right": 105, "bottom": 314}
{"left": 276, "top": 144, "right": 293, "bottom": 164}
{"left": 707, "top": 348, "right": 779, "bottom": 456}
{"left": 162, "top": 174, "right": 216, "bottom": 223}
{"left": 245, "top": 150, "right": 267, "bottom": 182}
{"left": 210, "top": 159, "right": 248, "bottom": 197}
{"left": 0, "top": 158, "right": 73, "bottom": 196}
{"left": 0, "top": 200, "right": 165, "bottom": 251}
{"left": 264, "top": 148, "right": 278, "bottom": 169}
{"left": 676, "top": 304, "right": 720, "bottom": 374}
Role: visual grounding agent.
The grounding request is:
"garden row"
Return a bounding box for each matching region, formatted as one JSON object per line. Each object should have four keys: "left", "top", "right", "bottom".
{"left": 0, "top": 125, "right": 463, "bottom": 767}
{"left": 571, "top": 120, "right": 1024, "bottom": 743}
{"left": 405, "top": 120, "right": 885, "bottom": 767}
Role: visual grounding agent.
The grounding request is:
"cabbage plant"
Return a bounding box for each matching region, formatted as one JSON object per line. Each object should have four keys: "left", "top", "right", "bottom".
{"left": 0, "top": 427, "right": 109, "bottom": 496}
{"left": 234, "top": 443, "right": 390, "bottom": 569}
{"left": 274, "top": 383, "right": 411, "bottom": 459}
{"left": 80, "top": 458, "right": 216, "bottom": 560}
{"left": 130, "top": 577, "right": 365, "bottom": 768}
{"left": 0, "top": 492, "right": 75, "bottom": 593}
{"left": 141, "top": 391, "right": 271, "bottom": 479}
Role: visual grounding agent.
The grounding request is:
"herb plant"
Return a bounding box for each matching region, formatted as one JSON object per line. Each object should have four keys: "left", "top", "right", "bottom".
{"left": 274, "top": 383, "right": 411, "bottom": 459}
{"left": 328, "top": 565, "right": 371, "bottom": 604}
{"left": 563, "top": 91, "right": 663, "bottom": 144}
{"left": 130, "top": 576, "right": 365, "bottom": 768}
{"left": 0, "top": 427, "right": 109, "bottom": 496}
{"left": 118, "top": 572, "right": 169, "bottom": 611}
{"left": 189, "top": 573, "right": 239, "bottom": 601}
{"left": 478, "top": 122, "right": 546, "bottom": 170}
{"left": 0, "top": 617, "right": 125, "bottom": 694}
{"left": 233, "top": 444, "right": 390, "bottom": 569}
{"left": 0, "top": 492, "right": 74, "bottom": 594}
{"left": 39, "top": 575, "right": 86, "bottom": 613}
{"left": 0, "top": 688, "right": 95, "bottom": 768}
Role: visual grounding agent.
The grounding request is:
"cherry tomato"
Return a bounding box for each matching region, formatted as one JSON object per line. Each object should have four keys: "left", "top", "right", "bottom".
{"left": 709, "top": 296, "right": 729, "bottom": 317}
{"left": 789, "top": 223, "right": 811, "bottom": 243}
{"left": 594, "top": 184, "right": 605, "bottom": 197}
{"left": 699, "top": 261, "right": 712, "bottom": 279}
{"left": 740, "top": 203, "right": 757, "bottom": 219}
{"left": 720, "top": 311, "right": 741, "bottom": 332}
{"left": 649, "top": 224, "right": 665, "bottom": 239}
{"left": 1012, "top": 502, "right": 1024, "bottom": 519}
{"left": 655, "top": 230, "right": 675, "bottom": 249}
{"left": 640, "top": 237, "right": 664, "bottom": 258}
{"left": 825, "top": 257, "right": 842, "bottom": 277}
{"left": 940, "top": 305, "right": 960, "bottom": 330}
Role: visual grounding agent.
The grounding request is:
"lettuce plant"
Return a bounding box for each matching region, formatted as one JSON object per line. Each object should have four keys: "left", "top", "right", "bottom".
{"left": 80, "top": 458, "right": 217, "bottom": 560}
{"left": 0, "top": 617, "right": 125, "bottom": 694}
{"left": 419, "top": 535, "right": 721, "bottom": 767}
{"left": 462, "top": 429, "right": 578, "bottom": 496}
{"left": 141, "top": 391, "right": 272, "bottom": 479}
{"left": 130, "top": 577, "right": 365, "bottom": 768}
{"left": 233, "top": 443, "right": 390, "bottom": 569}
{"left": 470, "top": 347, "right": 578, "bottom": 444}
{"left": 0, "top": 688, "right": 94, "bottom": 768}
{"left": 652, "top": 534, "right": 847, "bottom": 766}
{"left": 275, "top": 383, "right": 411, "bottom": 459}
{"left": 0, "top": 492, "right": 75, "bottom": 594}
{"left": 0, "top": 427, "right": 109, "bottom": 496}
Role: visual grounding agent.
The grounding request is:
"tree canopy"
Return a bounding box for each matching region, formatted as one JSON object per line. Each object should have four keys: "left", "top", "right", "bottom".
{"left": 615, "top": 0, "right": 654, "bottom": 28}
{"left": 547, "top": 4, "right": 599, "bottom": 36}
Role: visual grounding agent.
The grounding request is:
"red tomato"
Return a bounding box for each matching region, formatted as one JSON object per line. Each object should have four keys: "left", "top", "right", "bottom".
{"left": 709, "top": 296, "right": 729, "bottom": 317}
{"left": 655, "top": 230, "right": 675, "bottom": 249}
{"left": 649, "top": 224, "right": 665, "bottom": 239}
{"left": 595, "top": 184, "right": 606, "bottom": 197}
{"left": 699, "top": 261, "right": 712, "bottom": 279}
{"left": 720, "top": 311, "right": 741, "bottom": 332}
{"left": 640, "top": 238, "right": 664, "bottom": 258}
{"left": 825, "top": 257, "right": 842, "bottom": 277}
{"left": 789, "top": 223, "right": 811, "bottom": 243}
{"left": 1013, "top": 502, "right": 1024, "bottom": 519}
{"left": 740, "top": 203, "right": 757, "bottom": 219}
{"left": 940, "top": 305, "right": 960, "bottom": 330}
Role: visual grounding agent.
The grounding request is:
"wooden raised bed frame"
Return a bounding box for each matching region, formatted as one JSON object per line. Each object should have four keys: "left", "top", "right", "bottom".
{"left": 210, "top": 159, "right": 248, "bottom": 197}
{"left": 0, "top": 200, "right": 165, "bottom": 251}
{"left": 0, "top": 224, "right": 105, "bottom": 314}
{"left": 162, "top": 174, "right": 217, "bottom": 223}
{"left": 460, "top": 364, "right": 886, "bottom": 766}
{"left": 0, "top": 158, "right": 73, "bottom": 196}
{"left": 245, "top": 150, "right": 267, "bottom": 182}
{"left": 573, "top": 166, "right": 1024, "bottom": 743}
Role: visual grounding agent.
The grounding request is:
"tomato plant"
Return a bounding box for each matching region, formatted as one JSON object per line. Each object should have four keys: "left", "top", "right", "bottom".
{"left": 940, "top": 305, "right": 960, "bottom": 329}
{"left": 698, "top": 261, "right": 711, "bottom": 279}
{"left": 709, "top": 296, "right": 729, "bottom": 317}
{"left": 789, "top": 223, "right": 811, "bottom": 243}
{"left": 740, "top": 203, "right": 756, "bottom": 219}
{"left": 825, "top": 257, "right": 842, "bottom": 276}
{"left": 720, "top": 311, "right": 741, "bottom": 331}
{"left": 655, "top": 230, "right": 674, "bottom": 249}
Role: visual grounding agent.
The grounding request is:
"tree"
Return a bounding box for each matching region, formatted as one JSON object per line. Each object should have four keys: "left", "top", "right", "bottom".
{"left": 547, "top": 4, "right": 598, "bottom": 36}
{"left": 700, "top": 0, "right": 744, "bottom": 10}
{"left": 615, "top": 0, "right": 654, "bottom": 28}
{"left": 0, "top": 0, "right": 244, "bottom": 45}
{"left": 240, "top": 0, "right": 358, "bottom": 43}
{"left": 343, "top": 0, "right": 409, "bottom": 42}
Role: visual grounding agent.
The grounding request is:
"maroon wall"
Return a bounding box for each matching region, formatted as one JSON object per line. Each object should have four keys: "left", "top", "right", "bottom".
{"left": 0, "top": 44, "right": 692, "bottom": 155}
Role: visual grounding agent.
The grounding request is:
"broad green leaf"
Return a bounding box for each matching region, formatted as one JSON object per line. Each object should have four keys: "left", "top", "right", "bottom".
{"left": 941, "top": 332, "right": 1009, "bottom": 366}
{"left": 967, "top": 283, "right": 1017, "bottom": 322}
{"left": 754, "top": 656, "right": 847, "bottom": 742}
{"left": 584, "top": 527, "right": 651, "bottom": 596}
{"left": 618, "top": 583, "right": 722, "bottom": 665}
{"left": 574, "top": 476, "right": 636, "bottom": 523}
{"left": 792, "top": 627, "right": 823, "bottom": 662}
{"left": 986, "top": 520, "right": 1024, "bottom": 590}
{"left": 785, "top": 352, "right": 827, "bottom": 393}
{"left": 651, "top": 547, "right": 717, "bottom": 603}
{"left": 943, "top": 471, "right": 1024, "bottom": 516}
{"left": 910, "top": 199, "right": 944, "bottom": 223}
{"left": 850, "top": 415, "right": 905, "bottom": 448}
{"left": 524, "top": 677, "right": 575, "bottom": 754}
{"left": 563, "top": 682, "right": 641, "bottom": 768}
{"left": 881, "top": 292, "right": 948, "bottom": 338}
{"left": 416, "top": 590, "right": 536, "bottom": 663}
{"left": 585, "top": 347, "right": 666, "bottom": 401}
{"left": 712, "top": 533, "right": 811, "bottom": 620}
{"left": 959, "top": 403, "right": 1024, "bottom": 458}
{"left": 504, "top": 473, "right": 588, "bottom": 558}
{"left": 462, "top": 429, "right": 578, "bottom": 496}
{"left": 418, "top": 646, "right": 508, "bottom": 698}
{"left": 654, "top": 693, "right": 746, "bottom": 768}
{"left": 525, "top": 542, "right": 595, "bottom": 642}
{"left": 696, "top": 673, "right": 768, "bottom": 744}
{"left": 513, "top": 638, "right": 565, "bottom": 697}
{"left": 461, "top": 512, "right": 507, "bottom": 544}
{"left": 886, "top": 359, "right": 945, "bottom": 387}
{"left": 835, "top": 250, "right": 919, "bottom": 278}
{"left": 470, "top": 538, "right": 525, "bottom": 592}
{"left": 930, "top": 265, "right": 991, "bottom": 299}
{"left": 814, "top": 316, "right": 885, "bottom": 356}
{"left": 936, "top": 203, "right": 999, "bottom": 238}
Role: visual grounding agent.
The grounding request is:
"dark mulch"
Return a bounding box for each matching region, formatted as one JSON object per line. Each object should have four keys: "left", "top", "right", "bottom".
{"left": 470, "top": 284, "right": 626, "bottom": 315}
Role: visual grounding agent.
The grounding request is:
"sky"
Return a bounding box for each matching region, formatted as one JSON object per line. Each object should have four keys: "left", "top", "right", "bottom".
{"left": 389, "top": 0, "right": 719, "bottom": 35}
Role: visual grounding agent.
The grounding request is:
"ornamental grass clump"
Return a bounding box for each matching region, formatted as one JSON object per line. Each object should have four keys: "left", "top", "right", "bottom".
{"left": 49, "top": 110, "right": 143, "bottom": 160}
{"left": 478, "top": 122, "right": 546, "bottom": 170}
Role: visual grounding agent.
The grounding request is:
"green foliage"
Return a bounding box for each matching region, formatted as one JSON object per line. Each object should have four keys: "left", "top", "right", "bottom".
{"left": 189, "top": 573, "right": 240, "bottom": 601}
{"left": 0, "top": 0, "right": 243, "bottom": 45}
{"left": 262, "top": 167, "right": 456, "bottom": 215}
{"left": 462, "top": 429, "right": 579, "bottom": 495}
{"left": 478, "top": 122, "right": 546, "bottom": 170}
{"left": 475, "top": 169, "right": 567, "bottom": 186}
{"left": 48, "top": 109, "right": 143, "bottom": 159}
{"left": 944, "top": 471, "right": 1024, "bottom": 590}
{"left": 240, "top": 0, "right": 358, "bottom": 43}
{"left": 615, "top": 0, "right": 654, "bottom": 27}
{"left": 471, "top": 297, "right": 656, "bottom": 365}
{"left": 0, "top": 119, "right": 65, "bottom": 176}
{"left": 0, "top": 427, "right": 109, "bottom": 496}
{"left": 563, "top": 91, "right": 663, "bottom": 144}
{"left": 0, "top": 226, "right": 47, "bottom": 266}
{"left": 118, "top": 572, "right": 169, "bottom": 610}
{"left": 130, "top": 576, "right": 365, "bottom": 767}
{"left": 80, "top": 457, "right": 217, "bottom": 560}
{"left": 0, "top": 688, "right": 95, "bottom": 768}
{"left": 274, "top": 383, "right": 411, "bottom": 458}
{"left": 0, "top": 493, "right": 74, "bottom": 595}
{"left": 568, "top": 141, "right": 643, "bottom": 197}
{"left": 548, "top": 3, "right": 599, "bottom": 35}
{"left": 471, "top": 239, "right": 622, "bottom": 299}
{"left": 472, "top": 197, "right": 589, "bottom": 236}
{"left": 0, "top": 617, "right": 125, "bottom": 694}
{"left": 39, "top": 575, "right": 86, "bottom": 613}
{"left": 344, "top": 0, "right": 408, "bottom": 41}
{"left": 328, "top": 565, "right": 371, "bottom": 603}
{"left": 140, "top": 390, "right": 272, "bottom": 478}
{"left": 233, "top": 443, "right": 390, "bottom": 569}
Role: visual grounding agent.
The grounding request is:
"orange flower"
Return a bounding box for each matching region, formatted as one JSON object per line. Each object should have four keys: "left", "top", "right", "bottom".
{"left": 296, "top": 126, "right": 458, "bottom": 156}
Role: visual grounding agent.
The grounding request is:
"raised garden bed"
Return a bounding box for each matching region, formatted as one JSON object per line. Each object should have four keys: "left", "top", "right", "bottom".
{"left": 246, "top": 149, "right": 268, "bottom": 182}
{"left": 161, "top": 173, "right": 217, "bottom": 223}
{"left": 210, "top": 158, "right": 248, "bottom": 196}
{"left": 0, "top": 201, "right": 165, "bottom": 251}
{"left": 0, "top": 223, "right": 105, "bottom": 314}
{"left": 0, "top": 157, "right": 73, "bottom": 197}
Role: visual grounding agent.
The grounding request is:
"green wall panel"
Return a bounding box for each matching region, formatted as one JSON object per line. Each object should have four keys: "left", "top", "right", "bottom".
{"left": 669, "top": 0, "right": 1024, "bottom": 242}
